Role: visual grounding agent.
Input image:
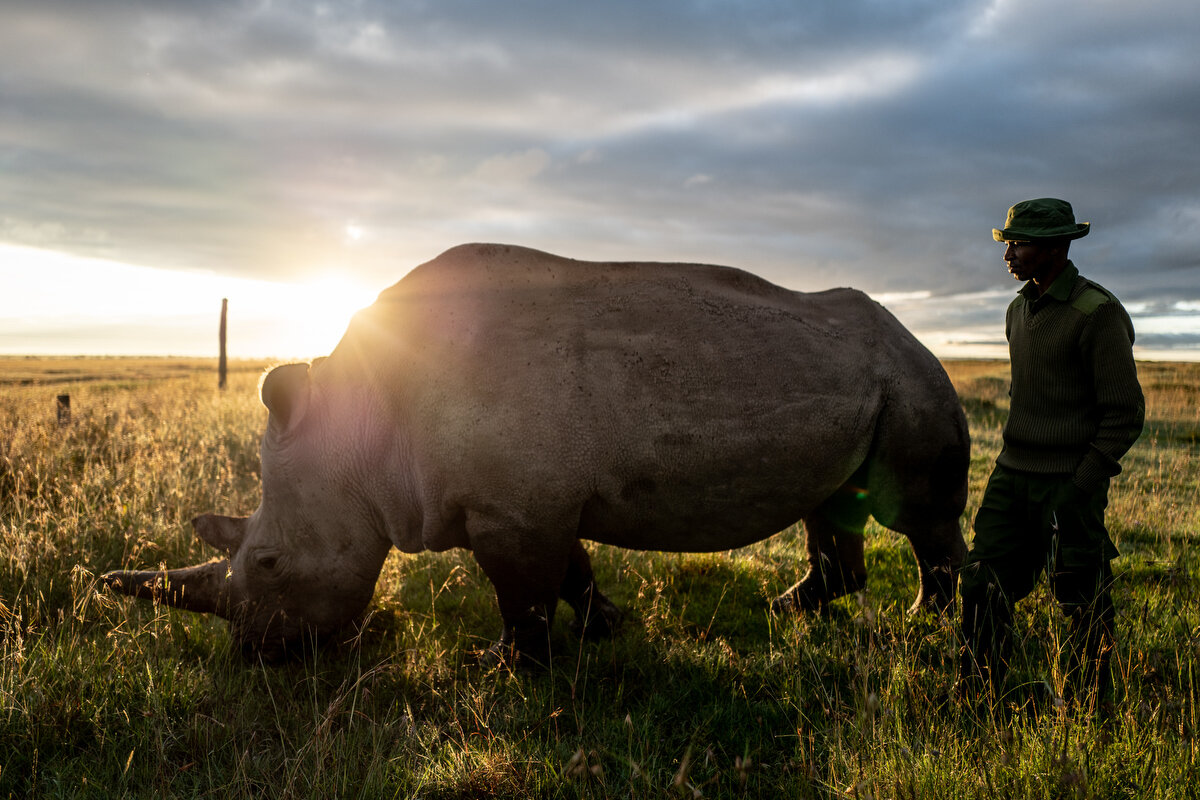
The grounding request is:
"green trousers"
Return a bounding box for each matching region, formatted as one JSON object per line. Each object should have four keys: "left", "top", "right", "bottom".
{"left": 959, "top": 464, "right": 1117, "bottom": 703}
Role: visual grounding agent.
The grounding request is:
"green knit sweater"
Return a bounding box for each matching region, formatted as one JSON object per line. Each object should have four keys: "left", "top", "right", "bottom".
{"left": 998, "top": 261, "right": 1145, "bottom": 493}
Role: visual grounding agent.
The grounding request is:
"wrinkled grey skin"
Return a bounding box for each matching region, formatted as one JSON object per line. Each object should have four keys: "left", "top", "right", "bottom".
{"left": 103, "top": 243, "right": 969, "bottom": 663}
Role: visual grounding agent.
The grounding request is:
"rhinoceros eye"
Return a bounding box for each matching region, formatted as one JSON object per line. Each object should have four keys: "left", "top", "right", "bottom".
{"left": 256, "top": 553, "right": 280, "bottom": 572}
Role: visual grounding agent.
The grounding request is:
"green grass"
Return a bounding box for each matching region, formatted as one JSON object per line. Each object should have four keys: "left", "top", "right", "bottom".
{"left": 1, "top": 358, "right": 1197, "bottom": 798}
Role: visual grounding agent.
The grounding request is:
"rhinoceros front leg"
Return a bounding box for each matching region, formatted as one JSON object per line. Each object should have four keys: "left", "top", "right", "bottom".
{"left": 560, "top": 540, "right": 623, "bottom": 639}
{"left": 772, "top": 511, "right": 868, "bottom": 614}
{"left": 470, "top": 525, "right": 573, "bottom": 668}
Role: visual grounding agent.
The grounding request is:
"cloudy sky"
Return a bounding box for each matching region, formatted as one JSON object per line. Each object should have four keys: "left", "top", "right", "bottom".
{"left": 2, "top": 0, "right": 1199, "bottom": 360}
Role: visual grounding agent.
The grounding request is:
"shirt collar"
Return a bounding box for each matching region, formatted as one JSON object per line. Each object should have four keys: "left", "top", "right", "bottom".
{"left": 1019, "top": 260, "right": 1079, "bottom": 304}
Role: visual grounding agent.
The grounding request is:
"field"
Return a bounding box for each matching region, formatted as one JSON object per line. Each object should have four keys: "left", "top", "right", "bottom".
{"left": 1, "top": 357, "right": 1197, "bottom": 798}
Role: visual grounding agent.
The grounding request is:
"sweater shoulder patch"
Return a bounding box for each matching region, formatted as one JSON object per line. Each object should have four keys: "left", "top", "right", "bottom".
{"left": 1071, "top": 286, "right": 1111, "bottom": 315}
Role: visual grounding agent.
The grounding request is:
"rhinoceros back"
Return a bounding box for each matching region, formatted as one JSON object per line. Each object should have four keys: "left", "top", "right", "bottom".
{"left": 332, "top": 244, "right": 945, "bottom": 552}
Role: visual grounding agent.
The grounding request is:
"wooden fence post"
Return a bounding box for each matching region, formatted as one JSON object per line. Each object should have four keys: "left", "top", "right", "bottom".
{"left": 219, "top": 298, "right": 228, "bottom": 390}
{"left": 56, "top": 394, "right": 71, "bottom": 426}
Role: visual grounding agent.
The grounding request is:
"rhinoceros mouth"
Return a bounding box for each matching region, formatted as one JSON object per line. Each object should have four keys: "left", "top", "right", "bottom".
{"left": 227, "top": 604, "right": 327, "bottom": 659}
{"left": 232, "top": 622, "right": 331, "bottom": 663}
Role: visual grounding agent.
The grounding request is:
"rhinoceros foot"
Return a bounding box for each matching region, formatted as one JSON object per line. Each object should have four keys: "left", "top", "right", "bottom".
{"left": 771, "top": 569, "right": 867, "bottom": 615}
{"left": 568, "top": 588, "right": 624, "bottom": 640}
{"left": 476, "top": 603, "right": 555, "bottom": 672}
{"left": 905, "top": 563, "right": 958, "bottom": 616}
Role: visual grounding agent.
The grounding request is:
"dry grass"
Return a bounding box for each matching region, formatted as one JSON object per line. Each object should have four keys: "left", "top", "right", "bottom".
{"left": 1, "top": 358, "right": 1196, "bottom": 798}
{"left": 0, "top": 357, "right": 271, "bottom": 387}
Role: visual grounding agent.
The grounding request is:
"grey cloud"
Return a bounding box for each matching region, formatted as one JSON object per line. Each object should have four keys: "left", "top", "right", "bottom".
{"left": 1133, "top": 332, "right": 1200, "bottom": 351}
{"left": 2, "top": 0, "right": 1199, "bottom": 357}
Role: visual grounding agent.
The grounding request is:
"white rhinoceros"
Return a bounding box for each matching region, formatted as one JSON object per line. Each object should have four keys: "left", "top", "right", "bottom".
{"left": 103, "top": 243, "right": 969, "bottom": 662}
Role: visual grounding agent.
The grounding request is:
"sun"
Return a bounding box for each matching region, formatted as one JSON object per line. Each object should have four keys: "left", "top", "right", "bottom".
{"left": 270, "top": 273, "right": 379, "bottom": 358}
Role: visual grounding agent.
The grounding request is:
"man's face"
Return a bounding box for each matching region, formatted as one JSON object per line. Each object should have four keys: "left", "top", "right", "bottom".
{"left": 1003, "top": 240, "right": 1057, "bottom": 285}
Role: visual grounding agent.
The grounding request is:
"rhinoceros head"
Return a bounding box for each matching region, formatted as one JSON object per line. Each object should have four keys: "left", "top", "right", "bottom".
{"left": 103, "top": 362, "right": 393, "bottom": 659}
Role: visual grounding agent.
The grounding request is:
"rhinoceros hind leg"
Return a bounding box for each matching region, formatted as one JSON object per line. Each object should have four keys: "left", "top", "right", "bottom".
{"left": 772, "top": 496, "right": 869, "bottom": 614}
{"left": 904, "top": 519, "right": 965, "bottom": 615}
{"left": 561, "top": 540, "right": 623, "bottom": 639}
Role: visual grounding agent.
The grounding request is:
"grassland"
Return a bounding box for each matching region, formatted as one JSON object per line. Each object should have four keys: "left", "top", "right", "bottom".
{"left": 1, "top": 357, "right": 1197, "bottom": 798}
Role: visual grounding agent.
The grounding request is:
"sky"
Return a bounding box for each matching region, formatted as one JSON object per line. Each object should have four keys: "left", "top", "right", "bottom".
{"left": 2, "top": 0, "right": 1199, "bottom": 361}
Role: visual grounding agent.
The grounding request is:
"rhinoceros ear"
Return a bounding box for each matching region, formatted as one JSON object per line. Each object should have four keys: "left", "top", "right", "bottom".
{"left": 260, "top": 363, "right": 310, "bottom": 434}
{"left": 192, "top": 513, "right": 248, "bottom": 555}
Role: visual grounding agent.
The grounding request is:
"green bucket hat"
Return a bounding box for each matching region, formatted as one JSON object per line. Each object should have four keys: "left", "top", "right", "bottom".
{"left": 992, "top": 198, "right": 1090, "bottom": 242}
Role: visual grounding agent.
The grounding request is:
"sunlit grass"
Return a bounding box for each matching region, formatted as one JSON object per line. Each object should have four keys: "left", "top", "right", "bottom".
{"left": 1, "top": 358, "right": 1196, "bottom": 797}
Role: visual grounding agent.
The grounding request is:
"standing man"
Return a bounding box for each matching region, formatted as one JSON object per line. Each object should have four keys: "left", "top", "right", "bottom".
{"left": 959, "top": 198, "right": 1144, "bottom": 711}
